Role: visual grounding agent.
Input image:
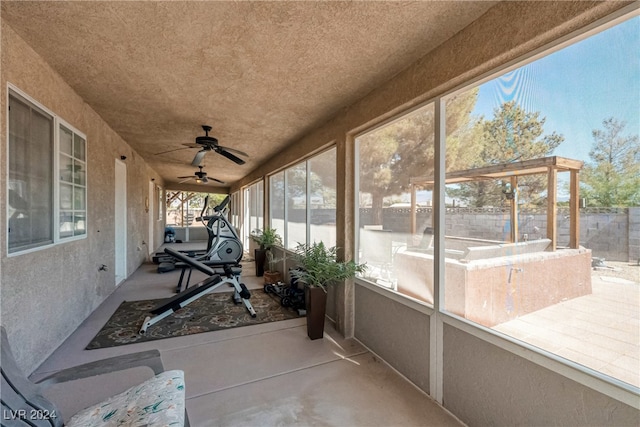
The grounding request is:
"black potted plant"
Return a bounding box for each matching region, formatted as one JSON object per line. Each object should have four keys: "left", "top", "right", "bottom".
{"left": 252, "top": 227, "right": 283, "bottom": 281}
{"left": 290, "top": 241, "right": 366, "bottom": 340}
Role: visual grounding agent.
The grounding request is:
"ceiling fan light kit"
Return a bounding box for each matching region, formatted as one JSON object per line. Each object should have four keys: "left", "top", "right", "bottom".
{"left": 177, "top": 165, "right": 224, "bottom": 185}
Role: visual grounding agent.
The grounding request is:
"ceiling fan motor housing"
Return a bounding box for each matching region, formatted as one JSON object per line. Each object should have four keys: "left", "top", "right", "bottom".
{"left": 195, "top": 135, "right": 218, "bottom": 146}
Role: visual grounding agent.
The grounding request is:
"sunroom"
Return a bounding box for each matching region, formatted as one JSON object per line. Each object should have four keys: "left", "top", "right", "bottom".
{"left": 1, "top": 1, "right": 638, "bottom": 425}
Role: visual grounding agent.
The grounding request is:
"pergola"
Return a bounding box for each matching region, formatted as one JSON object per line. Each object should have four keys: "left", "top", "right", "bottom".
{"left": 409, "top": 156, "right": 584, "bottom": 251}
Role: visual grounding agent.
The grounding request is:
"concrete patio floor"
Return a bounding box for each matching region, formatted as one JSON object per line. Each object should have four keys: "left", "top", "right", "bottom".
{"left": 30, "top": 242, "right": 463, "bottom": 426}
{"left": 493, "top": 268, "right": 639, "bottom": 388}
{"left": 28, "top": 241, "right": 637, "bottom": 424}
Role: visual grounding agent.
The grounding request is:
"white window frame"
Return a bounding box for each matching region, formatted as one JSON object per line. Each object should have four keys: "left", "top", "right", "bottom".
{"left": 157, "top": 185, "right": 163, "bottom": 221}
{"left": 268, "top": 170, "right": 287, "bottom": 245}
{"left": 268, "top": 146, "right": 337, "bottom": 250}
{"left": 7, "top": 84, "right": 88, "bottom": 256}
{"left": 353, "top": 7, "right": 640, "bottom": 408}
{"left": 57, "top": 118, "right": 87, "bottom": 241}
{"left": 230, "top": 190, "right": 241, "bottom": 230}
{"left": 241, "top": 180, "right": 264, "bottom": 248}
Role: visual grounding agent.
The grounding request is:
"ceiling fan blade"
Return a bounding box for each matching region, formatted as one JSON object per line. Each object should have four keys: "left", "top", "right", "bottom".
{"left": 178, "top": 177, "right": 193, "bottom": 184}
{"left": 216, "top": 148, "right": 246, "bottom": 165}
{"left": 177, "top": 175, "right": 194, "bottom": 179}
{"left": 217, "top": 145, "right": 248, "bottom": 157}
{"left": 191, "top": 150, "right": 207, "bottom": 166}
{"left": 155, "top": 142, "right": 201, "bottom": 156}
{"left": 155, "top": 147, "right": 189, "bottom": 156}
{"left": 211, "top": 177, "right": 225, "bottom": 184}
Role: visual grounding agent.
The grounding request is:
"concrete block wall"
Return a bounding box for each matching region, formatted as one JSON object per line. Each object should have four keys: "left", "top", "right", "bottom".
{"left": 580, "top": 210, "right": 630, "bottom": 262}
{"left": 360, "top": 207, "right": 635, "bottom": 262}
{"left": 629, "top": 207, "right": 640, "bottom": 263}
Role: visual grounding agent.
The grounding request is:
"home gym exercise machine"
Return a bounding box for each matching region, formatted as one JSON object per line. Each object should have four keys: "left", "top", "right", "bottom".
{"left": 171, "top": 195, "right": 245, "bottom": 292}
{"left": 139, "top": 247, "right": 256, "bottom": 335}
{"left": 195, "top": 195, "right": 243, "bottom": 264}
{"left": 156, "top": 195, "right": 243, "bottom": 275}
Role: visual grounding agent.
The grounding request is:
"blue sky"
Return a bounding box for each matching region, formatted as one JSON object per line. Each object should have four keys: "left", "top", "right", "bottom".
{"left": 473, "top": 15, "right": 639, "bottom": 163}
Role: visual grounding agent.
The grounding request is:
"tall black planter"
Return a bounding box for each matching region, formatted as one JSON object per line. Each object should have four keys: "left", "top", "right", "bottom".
{"left": 305, "top": 286, "right": 327, "bottom": 340}
{"left": 254, "top": 248, "right": 266, "bottom": 277}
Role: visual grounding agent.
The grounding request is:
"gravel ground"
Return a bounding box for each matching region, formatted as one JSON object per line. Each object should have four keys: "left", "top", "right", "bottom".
{"left": 592, "top": 260, "right": 640, "bottom": 283}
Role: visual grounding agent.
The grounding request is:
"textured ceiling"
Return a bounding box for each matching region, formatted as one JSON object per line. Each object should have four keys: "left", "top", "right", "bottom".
{"left": 1, "top": 1, "right": 498, "bottom": 188}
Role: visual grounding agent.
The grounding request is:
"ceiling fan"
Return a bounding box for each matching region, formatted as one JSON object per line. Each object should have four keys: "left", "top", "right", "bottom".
{"left": 177, "top": 166, "right": 224, "bottom": 184}
{"left": 192, "top": 125, "right": 247, "bottom": 166}
{"left": 155, "top": 125, "right": 248, "bottom": 166}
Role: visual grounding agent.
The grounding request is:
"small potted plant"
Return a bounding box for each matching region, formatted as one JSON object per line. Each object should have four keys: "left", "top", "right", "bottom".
{"left": 264, "top": 247, "right": 285, "bottom": 285}
{"left": 252, "top": 227, "right": 283, "bottom": 283}
{"left": 290, "top": 241, "right": 366, "bottom": 340}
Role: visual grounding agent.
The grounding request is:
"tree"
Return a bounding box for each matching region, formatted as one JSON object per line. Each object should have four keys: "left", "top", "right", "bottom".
{"left": 448, "top": 101, "right": 564, "bottom": 207}
{"left": 166, "top": 191, "right": 226, "bottom": 226}
{"left": 309, "top": 150, "right": 337, "bottom": 208}
{"left": 358, "top": 88, "right": 480, "bottom": 223}
{"left": 581, "top": 118, "right": 640, "bottom": 207}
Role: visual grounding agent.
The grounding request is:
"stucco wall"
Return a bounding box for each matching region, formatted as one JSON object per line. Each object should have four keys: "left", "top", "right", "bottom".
{"left": 354, "top": 285, "right": 430, "bottom": 393}
{"left": 443, "top": 324, "right": 639, "bottom": 426}
{"left": 354, "top": 287, "right": 638, "bottom": 424}
{"left": 0, "top": 21, "right": 165, "bottom": 373}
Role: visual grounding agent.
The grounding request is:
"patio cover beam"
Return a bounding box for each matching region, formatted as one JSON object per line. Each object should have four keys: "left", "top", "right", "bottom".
{"left": 409, "top": 156, "right": 584, "bottom": 250}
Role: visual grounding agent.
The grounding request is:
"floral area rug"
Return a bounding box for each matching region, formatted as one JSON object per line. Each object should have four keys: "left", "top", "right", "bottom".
{"left": 87, "top": 291, "right": 302, "bottom": 349}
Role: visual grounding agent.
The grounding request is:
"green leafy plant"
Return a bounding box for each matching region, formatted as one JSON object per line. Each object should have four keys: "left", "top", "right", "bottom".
{"left": 251, "top": 227, "right": 283, "bottom": 250}
{"left": 251, "top": 227, "right": 284, "bottom": 274}
{"left": 290, "top": 241, "right": 366, "bottom": 292}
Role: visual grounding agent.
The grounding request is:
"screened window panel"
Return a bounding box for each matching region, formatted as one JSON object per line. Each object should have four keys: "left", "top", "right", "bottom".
{"left": 248, "top": 181, "right": 263, "bottom": 233}
{"left": 309, "top": 148, "right": 337, "bottom": 247}
{"left": 285, "top": 163, "right": 306, "bottom": 249}
{"left": 356, "top": 104, "right": 435, "bottom": 296}
{"left": 8, "top": 94, "right": 54, "bottom": 252}
{"left": 243, "top": 181, "right": 264, "bottom": 248}
{"left": 60, "top": 125, "right": 73, "bottom": 155}
{"left": 270, "top": 172, "right": 285, "bottom": 244}
{"left": 59, "top": 124, "right": 87, "bottom": 238}
{"left": 74, "top": 187, "right": 85, "bottom": 210}
{"left": 74, "top": 212, "right": 86, "bottom": 235}
{"left": 74, "top": 159, "right": 86, "bottom": 185}
{"left": 59, "top": 211, "right": 74, "bottom": 238}
{"left": 257, "top": 181, "right": 264, "bottom": 232}
{"left": 74, "top": 133, "right": 86, "bottom": 160}
{"left": 60, "top": 154, "right": 73, "bottom": 182}
{"left": 157, "top": 186, "right": 163, "bottom": 221}
{"left": 442, "top": 16, "right": 639, "bottom": 388}
{"left": 60, "top": 183, "right": 73, "bottom": 209}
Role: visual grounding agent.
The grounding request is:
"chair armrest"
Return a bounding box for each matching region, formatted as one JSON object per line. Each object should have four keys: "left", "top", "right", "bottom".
{"left": 35, "top": 350, "right": 164, "bottom": 386}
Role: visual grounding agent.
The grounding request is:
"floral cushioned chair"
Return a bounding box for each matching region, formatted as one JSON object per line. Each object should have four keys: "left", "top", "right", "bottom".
{"left": 0, "top": 326, "right": 189, "bottom": 426}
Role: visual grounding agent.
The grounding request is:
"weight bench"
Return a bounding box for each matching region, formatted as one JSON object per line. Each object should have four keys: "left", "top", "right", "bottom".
{"left": 139, "top": 248, "right": 257, "bottom": 334}
{"left": 174, "top": 259, "right": 242, "bottom": 293}
{"left": 0, "top": 326, "right": 189, "bottom": 426}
